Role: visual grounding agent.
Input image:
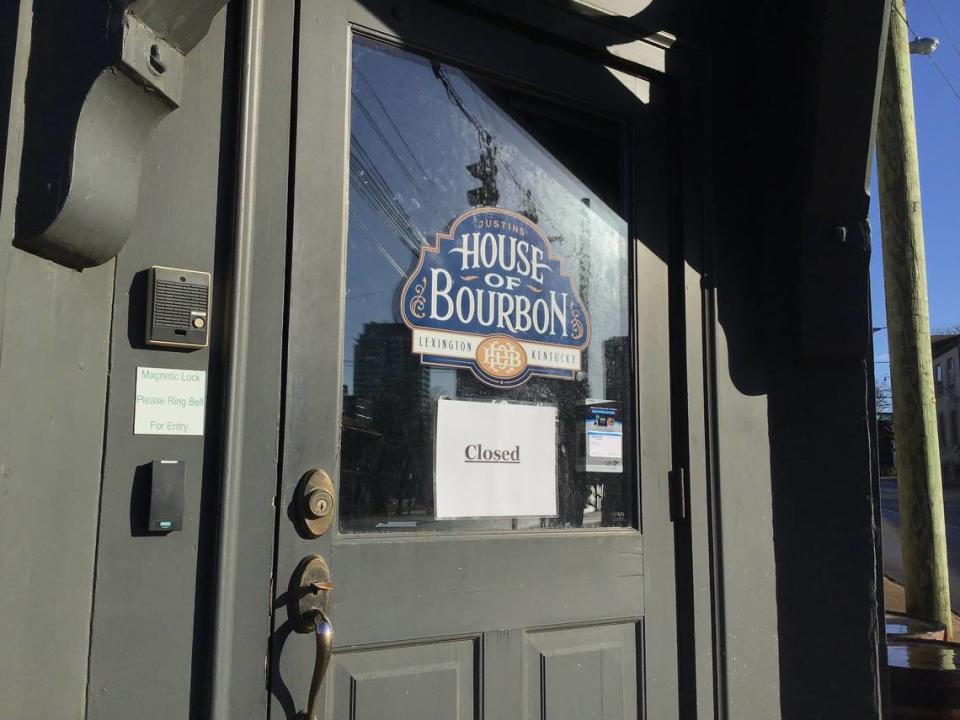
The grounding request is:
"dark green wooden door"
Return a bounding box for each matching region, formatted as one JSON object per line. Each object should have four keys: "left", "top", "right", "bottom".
{"left": 270, "top": 1, "right": 677, "bottom": 717}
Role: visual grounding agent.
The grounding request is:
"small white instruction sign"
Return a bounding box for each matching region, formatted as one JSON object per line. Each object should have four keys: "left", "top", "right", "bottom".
{"left": 134, "top": 366, "right": 207, "bottom": 436}
{"left": 434, "top": 398, "right": 557, "bottom": 519}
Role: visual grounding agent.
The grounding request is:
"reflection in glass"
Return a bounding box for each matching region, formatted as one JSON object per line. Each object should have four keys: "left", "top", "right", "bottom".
{"left": 340, "top": 36, "right": 635, "bottom": 532}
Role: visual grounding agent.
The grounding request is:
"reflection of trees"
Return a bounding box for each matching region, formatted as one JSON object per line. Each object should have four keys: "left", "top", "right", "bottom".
{"left": 602, "top": 337, "right": 630, "bottom": 527}
{"left": 876, "top": 376, "right": 894, "bottom": 416}
{"left": 342, "top": 327, "right": 633, "bottom": 529}
{"left": 370, "top": 389, "right": 430, "bottom": 515}
{"left": 342, "top": 323, "right": 431, "bottom": 525}
{"left": 340, "top": 400, "right": 384, "bottom": 521}
{"left": 342, "top": 391, "right": 432, "bottom": 521}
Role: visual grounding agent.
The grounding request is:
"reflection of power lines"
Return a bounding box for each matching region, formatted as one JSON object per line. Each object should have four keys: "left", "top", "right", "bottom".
{"left": 352, "top": 77, "right": 448, "bottom": 226}
{"left": 351, "top": 57, "right": 595, "bottom": 285}
{"left": 928, "top": 0, "right": 960, "bottom": 58}
{"left": 348, "top": 206, "right": 406, "bottom": 278}
{"left": 353, "top": 94, "right": 424, "bottom": 189}
{"left": 347, "top": 287, "right": 398, "bottom": 301}
{"left": 432, "top": 62, "right": 493, "bottom": 149}
{"left": 355, "top": 71, "right": 431, "bottom": 179}
{"left": 350, "top": 136, "right": 427, "bottom": 257}
{"left": 432, "top": 62, "right": 546, "bottom": 226}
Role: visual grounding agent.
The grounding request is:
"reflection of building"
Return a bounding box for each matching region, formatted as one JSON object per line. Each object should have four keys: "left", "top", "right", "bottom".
{"left": 353, "top": 322, "right": 430, "bottom": 407}
{"left": 344, "top": 323, "right": 431, "bottom": 521}
{"left": 342, "top": 392, "right": 374, "bottom": 430}
{"left": 934, "top": 334, "right": 960, "bottom": 483}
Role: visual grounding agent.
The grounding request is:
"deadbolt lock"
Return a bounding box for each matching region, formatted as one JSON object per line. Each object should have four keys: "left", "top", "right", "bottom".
{"left": 296, "top": 469, "right": 336, "bottom": 537}
{"left": 306, "top": 489, "right": 333, "bottom": 518}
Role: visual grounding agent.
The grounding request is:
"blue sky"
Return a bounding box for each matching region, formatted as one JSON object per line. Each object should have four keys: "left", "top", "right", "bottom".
{"left": 871, "top": 0, "right": 960, "bottom": 387}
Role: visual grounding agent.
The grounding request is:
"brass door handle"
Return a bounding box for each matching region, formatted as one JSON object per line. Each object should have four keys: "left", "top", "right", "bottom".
{"left": 304, "top": 608, "right": 333, "bottom": 720}
{"left": 290, "top": 555, "right": 334, "bottom": 720}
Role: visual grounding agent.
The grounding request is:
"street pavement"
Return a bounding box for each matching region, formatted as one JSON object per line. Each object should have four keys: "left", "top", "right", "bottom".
{"left": 881, "top": 476, "right": 960, "bottom": 611}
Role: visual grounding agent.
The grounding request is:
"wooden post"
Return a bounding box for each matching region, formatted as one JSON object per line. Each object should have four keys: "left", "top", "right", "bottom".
{"left": 877, "top": 0, "right": 952, "bottom": 637}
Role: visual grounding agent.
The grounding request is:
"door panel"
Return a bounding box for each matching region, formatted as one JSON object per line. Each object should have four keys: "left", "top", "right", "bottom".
{"left": 273, "top": 0, "right": 674, "bottom": 717}
{"left": 333, "top": 533, "right": 642, "bottom": 645}
{"left": 330, "top": 639, "right": 477, "bottom": 720}
{"left": 526, "top": 623, "right": 639, "bottom": 720}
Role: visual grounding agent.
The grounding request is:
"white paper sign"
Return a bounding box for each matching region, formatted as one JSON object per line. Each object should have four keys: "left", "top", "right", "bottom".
{"left": 134, "top": 366, "right": 207, "bottom": 436}
{"left": 434, "top": 399, "right": 557, "bottom": 519}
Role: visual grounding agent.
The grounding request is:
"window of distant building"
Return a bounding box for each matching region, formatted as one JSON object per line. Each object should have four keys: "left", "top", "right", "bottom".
{"left": 949, "top": 357, "right": 956, "bottom": 387}
{"left": 936, "top": 363, "right": 943, "bottom": 390}
{"left": 951, "top": 409, "right": 958, "bottom": 447}
{"left": 939, "top": 414, "right": 946, "bottom": 448}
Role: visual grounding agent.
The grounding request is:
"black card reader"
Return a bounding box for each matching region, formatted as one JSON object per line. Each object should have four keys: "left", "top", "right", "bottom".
{"left": 149, "top": 459, "right": 185, "bottom": 532}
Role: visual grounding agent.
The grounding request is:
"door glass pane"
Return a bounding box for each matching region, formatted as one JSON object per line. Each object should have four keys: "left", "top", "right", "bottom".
{"left": 340, "top": 36, "right": 635, "bottom": 532}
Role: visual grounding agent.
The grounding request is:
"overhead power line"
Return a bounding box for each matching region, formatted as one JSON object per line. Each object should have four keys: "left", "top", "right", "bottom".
{"left": 892, "top": 2, "right": 960, "bottom": 105}
{"left": 927, "top": 0, "right": 960, "bottom": 58}
{"left": 929, "top": 56, "right": 960, "bottom": 104}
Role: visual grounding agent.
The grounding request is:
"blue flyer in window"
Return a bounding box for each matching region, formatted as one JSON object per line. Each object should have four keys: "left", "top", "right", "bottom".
{"left": 580, "top": 401, "right": 623, "bottom": 474}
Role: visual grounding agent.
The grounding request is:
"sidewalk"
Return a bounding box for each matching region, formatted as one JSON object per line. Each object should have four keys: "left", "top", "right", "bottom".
{"left": 880, "top": 476, "right": 960, "bottom": 615}
{"left": 883, "top": 575, "right": 960, "bottom": 637}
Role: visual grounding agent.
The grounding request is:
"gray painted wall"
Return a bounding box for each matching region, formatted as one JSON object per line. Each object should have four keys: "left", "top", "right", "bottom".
{"left": 0, "top": 5, "right": 231, "bottom": 719}
{"left": 0, "top": 2, "right": 115, "bottom": 718}
{"left": 84, "top": 12, "right": 229, "bottom": 719}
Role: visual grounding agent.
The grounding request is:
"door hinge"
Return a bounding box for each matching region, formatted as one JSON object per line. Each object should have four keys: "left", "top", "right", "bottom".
{"left": 669, "top": 467, "right": 689, "bottom": 522}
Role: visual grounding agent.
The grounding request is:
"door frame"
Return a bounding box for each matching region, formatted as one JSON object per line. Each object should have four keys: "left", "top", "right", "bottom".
{"left": 207, "top": 1, "right": 709, "bottom": 718}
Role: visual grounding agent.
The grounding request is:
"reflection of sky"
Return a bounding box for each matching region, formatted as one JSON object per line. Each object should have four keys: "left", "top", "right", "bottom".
{"left": 344, "top": 37, "right": 629, "bottom": 396}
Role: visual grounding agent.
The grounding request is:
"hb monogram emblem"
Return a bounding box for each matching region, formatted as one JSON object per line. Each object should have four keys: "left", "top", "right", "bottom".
{"left": 476, "top": 336, "right": 527, "bottom": 380}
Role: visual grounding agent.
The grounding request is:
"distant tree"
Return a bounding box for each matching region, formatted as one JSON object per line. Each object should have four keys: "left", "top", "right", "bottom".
{"left": 876, "top": 377, "right": 893, "bottom": 415}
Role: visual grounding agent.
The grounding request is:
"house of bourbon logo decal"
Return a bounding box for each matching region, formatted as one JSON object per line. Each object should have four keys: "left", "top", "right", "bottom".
{"left": 400, "top": 207, "right": 591, "bottom": 388}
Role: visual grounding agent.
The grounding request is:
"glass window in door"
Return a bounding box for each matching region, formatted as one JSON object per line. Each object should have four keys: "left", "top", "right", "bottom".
{"left": 340, "top": 36, "right": 636, "bottom": 533}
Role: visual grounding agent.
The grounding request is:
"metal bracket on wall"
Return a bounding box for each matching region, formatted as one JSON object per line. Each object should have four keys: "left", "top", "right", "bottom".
{"left": 121, "top": 14, "right": 186, "bottom": 107}
{"left": 13, "top": 0, "right": 231, "bottom": 269}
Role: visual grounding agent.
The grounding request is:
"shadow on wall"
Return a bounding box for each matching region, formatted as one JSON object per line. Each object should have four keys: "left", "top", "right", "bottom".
{"left": 707, "top": 2, "right": 885, "bottom": 720}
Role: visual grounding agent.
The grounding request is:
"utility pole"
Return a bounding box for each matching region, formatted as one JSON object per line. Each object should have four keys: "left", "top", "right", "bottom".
{"left": 876, "top": 0, "right": 952, "bottom": 637}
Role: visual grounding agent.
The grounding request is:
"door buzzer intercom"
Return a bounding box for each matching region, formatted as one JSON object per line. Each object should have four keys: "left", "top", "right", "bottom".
{"left": 146, "top": 266, "right": 211, "bottom": 348}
